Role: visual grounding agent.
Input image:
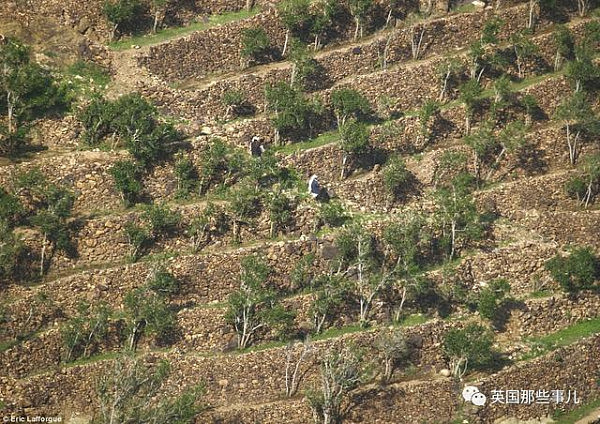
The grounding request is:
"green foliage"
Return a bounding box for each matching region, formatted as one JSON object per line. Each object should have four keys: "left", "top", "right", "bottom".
{"left": 553, "top": 25, "right": 575, "bottom": 70}
{"left": 510, "top": 30, "right": 539, "bottom": 79}
{"left": 458, "top": 79, "right": 482, "bottom": 133}
{"left": 61, "top": 302, "right": 111, "bottom": 361}
{"left": 290, "top": 253, "right": 316, "bottom": 292}
{"left": 565, "top": 175, "right": 588, "bottom": 202}
{"left": 434, "top": 173, "right": 482, "bottom": 260}
{"left": 265, "top": 82, "right": 322, "bottom": 142}
{"left": 187, "top": 202, "right": 228, "bottom": 253}
{"left": 545, "top": 247, "right": 600, "bottom": 293}
{"left": 318, "top": 200, "right": 348, "bottom": 228}
{"left": 78, "top": 93, "right": 180, "bottom": 166}
{"left": 443, "top": 323, "right": 494, "bottom": 377}
{"left": 277, "top": 0, "right": 313, "bottom": 36}
{"left": 0, "top": 187, "right": 23, "bottom": 228}
{"left": 268, "top": 192, "right": 293, "bottom": 237}
{"left": 382, "top": 155, "right": 411, "bottom": 199}
{"left": 229, "top": 181, "right": 262, "bottom": 222}
{"left": 330, "top": 88, "right": 371, "bottom": 127}
{"left": 339, "top": 118, "right": 370, "bottom": 156}
{"left": 374, "top": 328, "right": 411, "bottom": 383}
{"left": 147, "top": 265, "right": 180, "bottom": 296}
{"left": 289, "top": 40, "right": 319, "bottom": 89}
{"left": 240, "top": 27, "right": 271, "bottom": 65}
{"left": 123, "top": 221, "right": 151, "bottom": 262}
{"left": 94, "top": 354, "right": 204, "bottom": 424}
{"left": 109, "top": 160, "right": 142, "bottom": 207}
{"left": 174, "top": 152, "right": 197, "bottom": 199}
{"left": 418, "top": 100, "right": 440, "bottom": 138}
{"left": 309, "top": 273, "right": 348, "bottom": 333}
{"left": 481, "top": 17, "right": 503, "bottom": 45}
{"left": 222, "top": 89, "right": 248, "bottom": 117}
{"left": 124, "top": 286, "right": 177, "bottom": 349}
{"left": 142, "top": 203, "right": 181, "bottom": 239}
{"left": 0, "top": 224, "right": 27, "bottom": 284}
{"left": 197, "top": 139, "right": 243, "bottom": 194}
{"left": 477, "top": 279, "right": 511, "bottom": 321}
{"left": 566, "top": 43, "right": 600, "bottom": 92}
{"left": 102, "top": 0, "right": 142, "bottom": 40}
{"left": 225, "top": 255, "right": 294, "bottom": 348}
{"left": 0, "top": 38, "right": 70, "bottom": 157}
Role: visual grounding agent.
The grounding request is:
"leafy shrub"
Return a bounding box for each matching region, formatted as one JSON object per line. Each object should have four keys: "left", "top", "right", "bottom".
{"left": 124, "top": 222, "right": 150, "bottom": 262}
{"left": 174, "top": 152, "right": 197, "bottom": 199}
{"left": 382, "top": 155, "right": 411, "bottom": 198}
{"left": 109, "top": 160, "right": 142, "bottom": 207}
{"left": 318, "top": 200, "right": 347, "bottom": 228}
{"left": 143, "top": 203, "right": 181, "bottom": 239}
{"left": 147, "top": 266, "right": 180, "bottom": 296}
{"left": 240, "top": 28, "right": 271, "bottom": 66}
{"left": 443, "top": 323, "right": 494, "bottom": 378}
{"left": 545, "top": 247, "right": 600, "bottom": 293}
{"left": 477, "top": 278, "right": 511, "bottom": 321}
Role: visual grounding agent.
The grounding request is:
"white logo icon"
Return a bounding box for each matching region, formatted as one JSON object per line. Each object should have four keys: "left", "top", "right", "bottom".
{"left": 462, "top": 386, "right": 487, "bottom": 406}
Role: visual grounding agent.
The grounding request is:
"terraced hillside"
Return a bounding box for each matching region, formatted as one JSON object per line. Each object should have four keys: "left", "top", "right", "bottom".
{"left": 0, "top": 0, "right": 599, "bottom": 423}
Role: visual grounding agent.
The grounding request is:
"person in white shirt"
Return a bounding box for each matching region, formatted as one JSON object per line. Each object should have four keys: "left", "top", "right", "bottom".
{"left": 308, "top": 174, "right": 320, "bottom": 198}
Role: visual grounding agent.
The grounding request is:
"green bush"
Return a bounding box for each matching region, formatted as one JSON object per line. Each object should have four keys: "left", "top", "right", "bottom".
{"left": 545, "top": 247, "right": 600, "bottom": 293}
{"left": 443, "top": 323, "right": 494, "bottom": 377}
{"left": 143, "top": 203, "right": 181, "bottom": 239}
{"left": 174, "top": 152, "right": 197, "bottom": 199}
{"left": 124, "top": 222, "right": 150, "bottom": 262}
{"left": 382, "top": 155, "right": 411, "bottom": 198}
{"left": 240, "top": 27, "right": 271, "bottom": 66}
{"left": 318, "top": 200, "right": 347, "bottom": 228}
{"left": 147, "top": 266, "right": 180, "bottom": 296}
{"left": 109, "top": 160, "right": 142, "bottom": 207}
{"left": 477, "top": 279, "right": 511, "bottom": 321}
{"left": 103, "top": 0, "right": 143, "bottom": 41}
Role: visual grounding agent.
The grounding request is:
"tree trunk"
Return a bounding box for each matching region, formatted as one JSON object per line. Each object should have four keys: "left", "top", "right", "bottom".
{"left": 40, "top": 233, "right": 47, "bottom": 277}
{"left": 314, "top": 34, "right": 319, "bottom": 51}
{"left": 450, "top": 219, "right": 457, "bottom": 260}
{"left": 282, "top": 30, "right": 290, "bottom": 56}
{"left": 246, "top": 0, "right": 255, "bottom": 11}
{"left": 386, "top": 8, "right": 393, "bottom": 27}
{"left": 439, "top": 68, "right": 450, "bottom": 101}
{"left": 554, "top": 51, "right": 562, "bottom": 72}
{"left": 153, "top": 11, "right": 160, "bottom": 33}
{"left": 354, "top": 18, "right": 360, "bottom": 40}
{"left": 110, "top": 23, "right": 118, "bottom": 42}
{"left": 340, "top": 154, "right": 348, "bottom": 180}
{"left": 7, "top": 91, "right": 14, "bottom": 134}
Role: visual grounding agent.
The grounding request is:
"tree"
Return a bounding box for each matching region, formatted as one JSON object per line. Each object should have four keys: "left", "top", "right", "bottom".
{"left": 335, "top": 225, "right": 396, "bottom": 326}
{"left": 124, "top": 286, "right": 176, "bottom": 350}
{"left": 61, "top": 301, "right": 111, "bottom": 361}
{"left": 306, "top": 346, "right": 367, "bottom": 424}
{"left": 285, "top": 338, "right": 314, "bottom": 397}
{"left": 545, "top": 247, "right": 600, "bottom": 293}
{"left": 289, "top": 40, "right": 318, "bottom": 89}
{"left": 265, "top": 82, "right": 322, "bottom": 144}
{"left": 417, "top": 100, "right": 440, "bottom": 145}
{"left": 443, "top": 323, "right": 494, "bottom": 378}
{"left": 318, "top": 200, "right": 348, "bottom": 228}
{"left": 225, "top": 255, "right": 294, "bottom": 348}
{"left": 277, "top": 0, "right": 313, "bottom": 55}
{"left": 102, "top": 0, "right": 142, "bottom": 41}
{"left": 566, "top": 43, "right": 600, "bottom": 93}
{"left": 309, "top": 273, "right": 348, "bottom": 333}
{"left": 187, "top": 202, "right": 227, "bottom": 252}
{"left": 29, "top": 184, "right": 75, "bottom": 276}
{"left": 150, "top": 0, "right": 168, "bottom": 33}
{"left": 434, "top": 173, "right": 483, "bottom": 260}
{"left": 339, "top": 118, "right": 370, "bottom": 180}
{"left": 481, "top": 16, "right": 503, "bottom": 45}
{"left": 374, "top": 328, "right": 410, "bottom": 383}
{"left": 109, "top": 160, "right": 142, "bottom": 207}
{"left": 510, "top": 31, "right": 539, "bottom": 79}
{"left": 382, "top": 155, "right": 411, "bottom": 201}
{"left": 142, "top": 203, "right": 181, "bottom": 240}
{"left": 174, "top": 152, "right": 197, "bottom": 199}
{"left": 458, "top": 79, "right": 482, "bottom": 135}
{"left": 146, "top": 264, "right": 180, "bottom": 297}
{"left": 240, "top": 27, "right": 271, "bottom": 68}
{"left": 123, "top": 221, "right": 150, "bottom": 262}
{"left": 229, "top": 181, "right": 262, "bottom": 243}
{"left": 477, "top": 279, "right": 511, "bottom": 321}
{"left": 565, "top": 153, "right": 600, "bottom": 207}
{"left": 308, "top": 0, "right": 339, "bottom": 50}
{"left": 348, "top": 0, "right": 373, "bottom": 40}
{"left": 437, "top": 57, "right": 464, "bottom": 101}
{"left": 268, "top": 191, "right": 293, "bottom": 238}
{"left": 553, "top": 25, "right": 575, "bottom": 71}
{"left": 94, "top": 354, "right": 204, "bottom": 424}
{"left": 577, "top": 0, "right": 592, "bottom": 16}
{"left": 330, "top": 88, "right": 370, "bottom": 128}
{"left": 222, "top": 89, "right": 247, "bottom": 119}
{"left": 553, "top": 92, "right": 598, "bottom": 165}
{"left": 0, "top": 38, "right": 69, "bottom": 157}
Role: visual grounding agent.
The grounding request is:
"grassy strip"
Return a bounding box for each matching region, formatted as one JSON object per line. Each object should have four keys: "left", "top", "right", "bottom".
{"left": 552, "top": 397, "right": 600, "bottom": 424}
{"left": 109, "top": 8, "right": 260, "bottom": 51}
{"left": 521, "top": 317, "right": 600, "bottom": 360}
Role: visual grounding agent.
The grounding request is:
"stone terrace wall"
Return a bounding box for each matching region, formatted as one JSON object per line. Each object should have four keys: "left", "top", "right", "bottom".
{"left": 141, "top": 2, "right": 547, "bottom": 121}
